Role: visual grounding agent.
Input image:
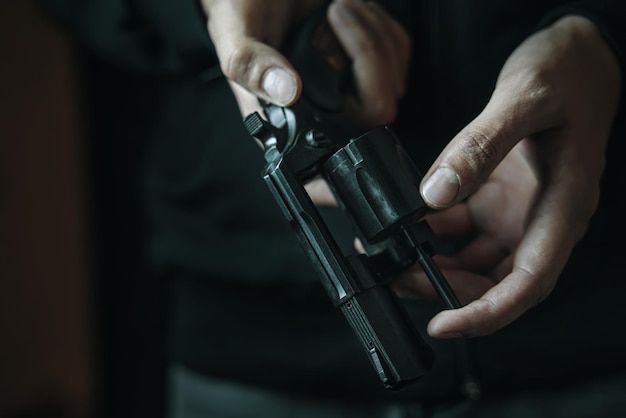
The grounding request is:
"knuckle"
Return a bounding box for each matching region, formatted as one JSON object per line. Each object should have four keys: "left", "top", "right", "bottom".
{"left": 463, "top": 298, "right": 500, "bottom": 337}
{"left": 459, "top": 127, "right": 502, "bottom": 172}
{"left": 515, "top": 265, "right": 551, "bottom": 307}
{"left": 220, "top": 43, "right": 261, "bottom": 87}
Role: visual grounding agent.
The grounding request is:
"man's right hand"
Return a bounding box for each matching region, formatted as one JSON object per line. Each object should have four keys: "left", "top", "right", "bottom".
{"left": 200, "top": 0, "right": 411, "bottom": 129}
{"left": 201, "top": 0, "right": 411, "bottom": 206}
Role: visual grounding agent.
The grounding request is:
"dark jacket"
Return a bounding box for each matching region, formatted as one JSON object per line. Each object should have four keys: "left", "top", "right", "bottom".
{"left": 37, "top": 0, "right": 626, "bottom": 406}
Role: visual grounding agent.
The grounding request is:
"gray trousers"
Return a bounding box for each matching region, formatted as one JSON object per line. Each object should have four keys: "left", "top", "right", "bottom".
{"left": 167, "top": 363, "right": 626, "bottom": 418}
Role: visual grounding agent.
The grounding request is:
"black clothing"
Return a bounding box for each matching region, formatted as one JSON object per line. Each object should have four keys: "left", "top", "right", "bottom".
{"left": 36, "top": 0, "right": 626, "bottom": 414}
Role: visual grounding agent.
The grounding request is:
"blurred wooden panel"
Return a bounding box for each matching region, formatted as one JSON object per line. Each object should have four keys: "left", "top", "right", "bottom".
{"left": 0, "top": 1, "right": 93, "bottom": 417}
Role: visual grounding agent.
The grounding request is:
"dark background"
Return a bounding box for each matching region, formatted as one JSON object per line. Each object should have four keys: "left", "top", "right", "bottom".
{"left": 0, "top": 0, "right": 93, "bottom": 417}
{"left": 0, "top": 1, "right": 162, "bottom": 418}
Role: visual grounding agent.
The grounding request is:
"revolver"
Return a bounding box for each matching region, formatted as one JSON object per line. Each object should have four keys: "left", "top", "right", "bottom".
{"left": 244, "top": 11, "right": 461, "bottom": 390}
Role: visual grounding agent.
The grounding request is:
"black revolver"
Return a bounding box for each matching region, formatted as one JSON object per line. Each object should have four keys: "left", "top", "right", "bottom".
{"left": 244, "top": 11, "right": 461, "bottom": 390}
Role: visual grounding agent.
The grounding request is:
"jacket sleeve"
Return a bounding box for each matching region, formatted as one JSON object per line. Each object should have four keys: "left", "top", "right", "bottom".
{"left": 35, "top": 0, "right": 217, "bottom": 76}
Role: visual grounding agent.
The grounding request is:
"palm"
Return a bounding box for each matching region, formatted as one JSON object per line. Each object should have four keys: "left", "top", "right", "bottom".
{"left": 395, "top": 143, "right": 537, "bottom": 303}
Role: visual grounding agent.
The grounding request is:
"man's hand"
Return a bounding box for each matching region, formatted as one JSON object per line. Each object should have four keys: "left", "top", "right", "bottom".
{"left": 202, "top": 0, "right": 410, "bottom": 124}
{"left": 201, "top": 0, "right": 410, "bottom": 205}
{"left": 394, "top": 144, "right": 538, "bottom": 326}
{"left": 408, "top": 16, "right": 622, "bottom": 338}
{"left": 201, "top": 0, "right": 320, "bottom": 106}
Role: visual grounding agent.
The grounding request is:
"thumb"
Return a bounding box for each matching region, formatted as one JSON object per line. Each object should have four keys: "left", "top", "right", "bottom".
{"left": 206, "top": 4, "right": 301, "bottom": 106}
{"left": 419, "top": 76, "right": 560, "bottom": 209}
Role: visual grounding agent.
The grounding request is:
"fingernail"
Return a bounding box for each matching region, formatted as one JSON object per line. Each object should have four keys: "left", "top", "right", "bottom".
{"left": 421, "top": 167, "right": 460, "bottom": 207}
{"left": 262, "top": 67, "right": 297, "bottom": 105}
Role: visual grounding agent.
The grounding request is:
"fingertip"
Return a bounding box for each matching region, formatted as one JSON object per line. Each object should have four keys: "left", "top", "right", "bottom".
{"left": 427, "top": 310, "right": 464, "bottom": 338}
{"left": 421, "top": 167, "right": 461, "bottom": 209}
{"left": 219, "top": 38, "right": 301, "bottom": 107}
{"left": 428, "top": 295, "right": 521, "bottom": 338}
{"left": 261, "top": 67, "right": 300, "bottom": 106}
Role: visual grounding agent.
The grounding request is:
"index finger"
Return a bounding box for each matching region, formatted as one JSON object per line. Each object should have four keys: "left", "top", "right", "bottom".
{"left": 427, "top": 209, "right": 571, "bottom": 337}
